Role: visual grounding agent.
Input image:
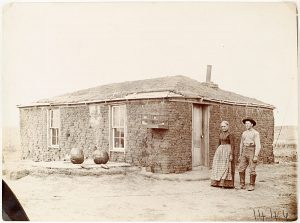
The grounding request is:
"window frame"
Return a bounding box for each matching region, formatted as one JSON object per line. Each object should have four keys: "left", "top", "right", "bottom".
{"left": 48, "top": 109, "right": 60, "bottom": 148}
{"left": 111, "top": 105, "right": 126, "bottom": 151}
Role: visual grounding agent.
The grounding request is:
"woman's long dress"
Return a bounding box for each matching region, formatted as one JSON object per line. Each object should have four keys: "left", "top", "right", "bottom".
{"left": 210, "top": 132, "right": 235, "bottom": 188}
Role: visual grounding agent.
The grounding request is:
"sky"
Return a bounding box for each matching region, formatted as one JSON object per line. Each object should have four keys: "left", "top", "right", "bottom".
{"left": 1, "top": 1, "right": 298, "bottom": 128}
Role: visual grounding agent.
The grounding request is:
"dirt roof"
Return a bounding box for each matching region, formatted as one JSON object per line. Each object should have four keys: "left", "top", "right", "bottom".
{"left": 32, "top": 75, "right": 274, "bottom": 108}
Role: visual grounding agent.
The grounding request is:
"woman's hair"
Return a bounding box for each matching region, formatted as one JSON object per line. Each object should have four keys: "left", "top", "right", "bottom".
{"left": 221, "top": 121, "right": 229, "bottom": 126}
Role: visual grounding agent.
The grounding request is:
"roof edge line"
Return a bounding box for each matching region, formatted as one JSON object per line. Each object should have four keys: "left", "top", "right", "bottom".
{"left": 17, "top": 96, "right": 275, "bottom": 109}
{"left": 203, "top": 98, "right": 275, "bottom": 109}
{"left": 17, "top": 95, "right": 183, "bottom": 108}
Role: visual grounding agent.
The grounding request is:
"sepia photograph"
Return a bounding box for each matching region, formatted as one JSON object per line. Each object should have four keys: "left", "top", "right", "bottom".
{"left": 1, "top": 1, "right": 298, "bottom": 221}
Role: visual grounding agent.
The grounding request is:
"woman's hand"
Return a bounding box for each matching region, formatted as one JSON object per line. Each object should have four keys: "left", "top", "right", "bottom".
{"left": 229, "top": 155, "right": 233, "bottom": 161}
{"left": 252, "top": 155, "right": 258, "bottom": 163}
{"left": 238, "top": 156, "right": 241, "bottom": 163}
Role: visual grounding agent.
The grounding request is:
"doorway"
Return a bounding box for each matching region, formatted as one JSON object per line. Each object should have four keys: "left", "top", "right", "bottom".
{"left": 192, "top": 104, "right": 209, "bottom": 168}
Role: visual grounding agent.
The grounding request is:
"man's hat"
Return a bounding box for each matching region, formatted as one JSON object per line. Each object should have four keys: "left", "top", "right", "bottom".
{"left": 242, "top": 118, "right": 256, "bottom": 126}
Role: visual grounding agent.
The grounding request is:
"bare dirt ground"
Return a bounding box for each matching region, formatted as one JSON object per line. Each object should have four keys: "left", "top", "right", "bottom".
{"left": 3, "top": 161, "right": 297, "bottom": 221}
{"left": 3, "top": 126, "right": 297, "bottom": 221}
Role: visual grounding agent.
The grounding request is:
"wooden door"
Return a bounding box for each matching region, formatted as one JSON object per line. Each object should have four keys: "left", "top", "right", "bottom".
{"left": 192, "top": 104, "right": 204, "bottom": 167}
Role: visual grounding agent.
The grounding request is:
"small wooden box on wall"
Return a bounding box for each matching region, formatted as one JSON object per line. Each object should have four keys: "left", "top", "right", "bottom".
{"left": 141, "top": 114, "right": 169, "bottom": 129}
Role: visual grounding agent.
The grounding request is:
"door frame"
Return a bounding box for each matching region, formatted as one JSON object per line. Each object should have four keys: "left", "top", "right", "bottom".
{"left": 192, "top": 104, "right": 210, "bottom": 167}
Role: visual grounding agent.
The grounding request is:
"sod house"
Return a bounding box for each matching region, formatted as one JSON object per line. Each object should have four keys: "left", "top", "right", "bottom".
{"left": 18, "top": 72, "right": 275, "bottom": 173}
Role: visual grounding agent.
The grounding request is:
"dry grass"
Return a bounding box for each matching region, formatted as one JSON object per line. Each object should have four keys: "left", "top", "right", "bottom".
{"left": 273, "top": 145, "right": 297, "bottom": 163}
{"left": 273, "top": 126, "right": 298, "bottom": 163}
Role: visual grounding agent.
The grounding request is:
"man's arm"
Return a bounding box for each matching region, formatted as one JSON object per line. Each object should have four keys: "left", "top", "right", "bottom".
{"left": 254, "top": 131, "right": 261, "bottom": 157}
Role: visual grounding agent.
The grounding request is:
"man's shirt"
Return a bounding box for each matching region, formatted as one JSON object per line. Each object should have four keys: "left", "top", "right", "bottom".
{"left": 240, "top": 128, "right": 261, "bottom": 156}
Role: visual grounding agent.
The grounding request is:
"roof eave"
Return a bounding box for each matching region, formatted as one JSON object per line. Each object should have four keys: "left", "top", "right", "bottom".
{"left": 202, "top": 98, "right": 275, "bottom": 109}
{"left": 17, "top": 96, "right": 275, "bottom": 110}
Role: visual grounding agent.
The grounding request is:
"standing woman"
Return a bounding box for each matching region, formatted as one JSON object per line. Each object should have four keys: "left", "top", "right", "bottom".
{"left": 210, "top": 121, "right": 235, "bottom": 188}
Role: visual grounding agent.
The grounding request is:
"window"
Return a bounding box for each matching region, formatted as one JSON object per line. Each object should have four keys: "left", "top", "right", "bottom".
{"left": 49, "top": 109, "right": 60, "bottom": 147}
{"left": 112, "top": 105, "right": 125, "bottom": 150}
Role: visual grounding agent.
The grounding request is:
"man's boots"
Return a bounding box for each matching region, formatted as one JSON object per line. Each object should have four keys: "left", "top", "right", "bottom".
{"left": 248, "top": 174, "right": 256, "bottom": 191}
{"left": 239, "top": 172, "right": 246, "bottom": 189}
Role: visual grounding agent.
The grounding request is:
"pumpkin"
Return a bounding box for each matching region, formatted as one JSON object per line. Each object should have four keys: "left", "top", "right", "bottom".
{"left": 93, "top": 150, "right": 109, "bottom": 164}
{"left": 70, "top": 148, "right": 84, "bottom": 164}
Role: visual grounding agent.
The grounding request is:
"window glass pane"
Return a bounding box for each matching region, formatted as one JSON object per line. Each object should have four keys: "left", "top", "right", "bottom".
{"left": 114, "top": 137, "right": 119, "bottom": 148}
{"left": 51, "top": 129, "right": 56, "bottom": 145}
{"left": 120, "top": 106, "right": 124, "bottom": 126}
{"left": 51, "top": 110, "right": 60, "bottom": 128}
{"left": 120, "top": 138, "right": 124, "bottom": 148}
{"left": 120, "top": 116, "right": 124, "bottom": 127}
{"left": 113, "top": 106, "right": 119, "bottom": 127}
{"left": 113, "top": 128, "right": 124, "bottom": 137}
{"left": 51, "top": 128, "right": 59, "bottom": 145}
{"left": 114, "top": 128, "right": 120, "bottom": 137}
{"left": 56, "top": 129, "right": 59, "bottom": 145}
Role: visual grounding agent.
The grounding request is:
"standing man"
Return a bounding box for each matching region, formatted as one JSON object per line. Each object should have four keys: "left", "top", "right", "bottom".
{"left": 238, "top": 118, "right": 261, "bottom": 191}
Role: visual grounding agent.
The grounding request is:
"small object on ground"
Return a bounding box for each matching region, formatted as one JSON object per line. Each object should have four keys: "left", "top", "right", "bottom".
{"left": 93, "top": 150, "right": 109, "bottom": 164}
{"left": 70, "top": 148, "right": 84, "bottom": 164}
{"left": 80, "top": 165, "right": 92, "bottom": 169}
{"left": 100, "top": 164, "right": 109, "bottom": 169}
{"left": 9, "top": 170, "right": 30, "bottom": 180}
{"left": 63, "top": 154, "right": 71, "bottom": 161}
